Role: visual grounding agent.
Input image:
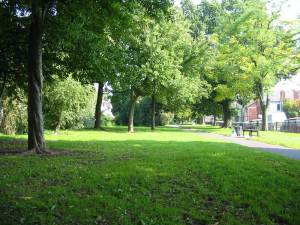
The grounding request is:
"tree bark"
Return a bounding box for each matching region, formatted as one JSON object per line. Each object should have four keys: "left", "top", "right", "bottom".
{"left": 94, "top": 81, "right": 104, "bottom": 129}
{"left": 27, "top": 4, "right": 47, "bottom": 153}
{"left": 221, "top": 100, "right": 231, "bottom": 128}
{"left": 128, "top": 89, "right": 138, "bottom": 132}
{"left": 151, "top": 94, "right": 155, "bottom": 131}
{"left": 213, "top": 114, "right": 217, "bottom": 126}
{"left": 259, "top": 95, "right": 269, "bottom": 131}
{"left": 256, "top": 80, "right": 269, "bottom": 131}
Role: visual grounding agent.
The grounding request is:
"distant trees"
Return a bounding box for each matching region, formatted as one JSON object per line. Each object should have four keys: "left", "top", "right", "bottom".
{"left": 183, "top": 0, "right": 300, "bottom": 128}
{"left": 1, "top": 0, "right": 299, "bottom": 150}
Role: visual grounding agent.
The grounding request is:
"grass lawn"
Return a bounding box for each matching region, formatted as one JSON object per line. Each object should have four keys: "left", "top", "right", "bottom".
{"left": 253, "top": 132, "right": 300, "bottom": 149}
{"left": 182, "top": 125, "right": 300, "bottom": 149}
{"left": 181, "top": 125, "right": 232, "bottom": 136}
{"left": 0, "top": 127, "right": 300, "bottom": 225}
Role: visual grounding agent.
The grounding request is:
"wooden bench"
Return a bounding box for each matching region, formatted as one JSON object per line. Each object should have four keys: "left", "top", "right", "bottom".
{"left": 243, "top": 128, "right": 259, "bottom": 136}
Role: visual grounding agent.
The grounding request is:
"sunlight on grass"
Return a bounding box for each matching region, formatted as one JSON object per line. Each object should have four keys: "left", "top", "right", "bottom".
{"left": 183, "top": 124, "right": 300, "bottom": 149}
{"left": 0, "top": 127, "right": 299, "bottom": 224}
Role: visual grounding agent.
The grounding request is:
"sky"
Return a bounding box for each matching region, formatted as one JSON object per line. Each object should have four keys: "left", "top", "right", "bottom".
{"left": 174, "top": 0, "right": 300, "bottom": 20}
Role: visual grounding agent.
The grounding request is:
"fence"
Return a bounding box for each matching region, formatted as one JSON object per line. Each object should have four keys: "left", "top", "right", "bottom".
{"left": 232, "top": 120, "right": 300, "bottom": 133}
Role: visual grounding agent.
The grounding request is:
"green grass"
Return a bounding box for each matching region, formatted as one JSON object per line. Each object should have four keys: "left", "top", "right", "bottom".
{"left": 182, "top": 125, "right": 300, "bottom": 149}
{"left": 253, "top": 131, "right": 300, "bottom": 149}
{"left": 0, "top": 127, "right": 300, "bottom": 225}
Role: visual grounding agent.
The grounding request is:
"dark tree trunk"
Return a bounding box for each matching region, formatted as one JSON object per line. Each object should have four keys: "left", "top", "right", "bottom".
{"left": 128, "top": 89, "right": 138, "bottom": 133}
{"left": 256, "top": 80, "right": 269, "bottom": 131}
{"left": 27, "top": 4, "right": 48, "bottom": 153}
{"left": 261, "top": 104, "right": 267, "bottom": 131}
{"left": 213, "top": 114, "right": 217, "bottom": 126}
{"left": 151, "top": 94, "right": 155, "bottom": 131}
{"left": 221, "top": 100, "right": 231, "bottom": 128}
{"left": 259, "top": 96, "right": 269, "bottom": 131}
{"left": 94, "top": 81, "right": 104, "bottom": 129}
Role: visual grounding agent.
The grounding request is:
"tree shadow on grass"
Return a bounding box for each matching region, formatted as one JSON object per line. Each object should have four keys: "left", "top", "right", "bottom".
{"left": 0, "top": 131, "right": 296, "bottom": 163}
{"left": 0, "top": 138, "right": 299, "bottom": 225}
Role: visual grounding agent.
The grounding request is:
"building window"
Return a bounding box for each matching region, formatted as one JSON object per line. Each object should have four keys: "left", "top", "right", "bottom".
{"left": 277, "top": 103, "right": 281, "bottom": 111}
{"left": 280, "top": 90, "right": 285, "bottom": 101}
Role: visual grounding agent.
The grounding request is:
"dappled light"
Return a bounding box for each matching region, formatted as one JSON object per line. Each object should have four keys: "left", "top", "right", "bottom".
{"left": 1, "top": 0, "right": 300, "bottom": 224}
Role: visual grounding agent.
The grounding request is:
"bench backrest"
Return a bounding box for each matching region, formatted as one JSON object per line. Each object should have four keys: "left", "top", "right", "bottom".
{"left": 243, "top": 123, "right": 258, "bottom": 130}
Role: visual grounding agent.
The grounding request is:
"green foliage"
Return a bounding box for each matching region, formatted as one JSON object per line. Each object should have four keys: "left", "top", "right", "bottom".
{"left": 175, "top": 108, "right": 193, "bottom": 123}
{"left": 283, "top": 100, "right": 300, "bottom": 118}
{"left": 112, "top": 94, "right": 175, "bottom": 126}
{"left": 0, "top": 1, "right": 28, "bottom": 94}
{"left": 159, "top": 112, "right": 174, "bottom": 125}
{"left": 0, "top": 90, "right": 27, "bottom": 135}
{"left": 192, "top": 96, "right": 223, "bottom": 119}
{"left": 112, "top": 95, "right": 152, "bottom": 126}
{"left": 43, "top": 76, "right": 95, "bottom": 131}
{"left": 101, "top": 115, "right": 115, "bottom": 127}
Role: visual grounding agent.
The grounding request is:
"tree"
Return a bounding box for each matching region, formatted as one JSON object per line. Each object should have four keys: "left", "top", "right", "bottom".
{"left": 27, "top": 2, "right": 52, "bottom": 153}
{"left": 192, "top": 95, "right": 222, "bottom": 125}
{"left": 237, "top": 0, "right": 300, "bottom": 130}
{"left": 139, "top": 10, "right": 195, "bottom": 130}
{"left": 184, "top": 0, "right": 262, "bottom": 128}
{"left": 0, "top": 1, "right": 29, "bottom": 132}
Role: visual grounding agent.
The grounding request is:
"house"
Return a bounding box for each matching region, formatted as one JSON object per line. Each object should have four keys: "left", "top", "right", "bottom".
{"left": 244, "top": 74, "right": 300, "bottom": 123}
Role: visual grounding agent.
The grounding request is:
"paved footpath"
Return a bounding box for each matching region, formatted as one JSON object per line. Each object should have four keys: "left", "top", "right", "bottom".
{"left": 184, "top": 129, "right": 300, "bottom": 160}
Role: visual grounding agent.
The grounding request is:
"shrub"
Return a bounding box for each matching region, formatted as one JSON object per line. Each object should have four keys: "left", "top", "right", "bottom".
{"left": 101, "top": 115, "right": 115, "bottom": 127}
{"left": 159, "top": 112, "right": 174, "bottom": 125}
{"left": 0, "top": 90, "right": 27, "bottom": 134}
{"left": 44, "top": 76, "right": 96, "bottom": 131}
{"left": 283, "top": 100, "right": 300, "bottom": 118}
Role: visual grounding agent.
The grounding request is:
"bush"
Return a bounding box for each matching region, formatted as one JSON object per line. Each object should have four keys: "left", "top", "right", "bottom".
{"left": 283, "top": 100, "right": 300, "bottom": 118}
{"left": 0, "top": 90, "right": 27, "bottom": 134}
{"left": 159, "top": 112, "right": 174, "bottom": 125}
{"left": 101, "top": 115, "right": 115, "bottom": 127}
{"left": 44, "top": 76, "right": 96, "bottom": 131}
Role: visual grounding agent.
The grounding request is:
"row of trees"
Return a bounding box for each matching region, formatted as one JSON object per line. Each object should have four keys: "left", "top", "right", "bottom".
{"left": 1, "top": 0, "right": 299, "bottom": 153}
{"left": 183, "top": 0, "right": 300, "bottom": 129}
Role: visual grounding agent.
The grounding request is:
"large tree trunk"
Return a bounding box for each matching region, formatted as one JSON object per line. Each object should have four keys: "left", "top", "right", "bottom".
{"left": 128, "top": 89, "right": 139, "bottom": 133}
{"left": 256, "top": 80, "right": 269, "bottom": 131}
{"left": 259, "top": 95, "right": 269, "bottom": 131}
{"left": 221, "top": 100, "right": 231, "bottom": 128}
{"left": 261, "top": 104, "right": 267, "bottom": 131}
{"left": 213, "top": 114, "right": 217, "bottom": 126}
{"left": 151, "top": 94, "right": 155, "bottom": 131}
{"left": 94, "top": 81, "right": 104, "bottom": 129}
{"left": 27, "top": 4, "right": 47, "bottom": 153}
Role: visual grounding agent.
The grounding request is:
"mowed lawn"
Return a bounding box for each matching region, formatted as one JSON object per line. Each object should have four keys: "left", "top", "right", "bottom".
{"left": 0, "top": 127, "right": 300, "bottom": 225}
{"left": 182, "top": 125, "right": 300, "bottom": 149}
